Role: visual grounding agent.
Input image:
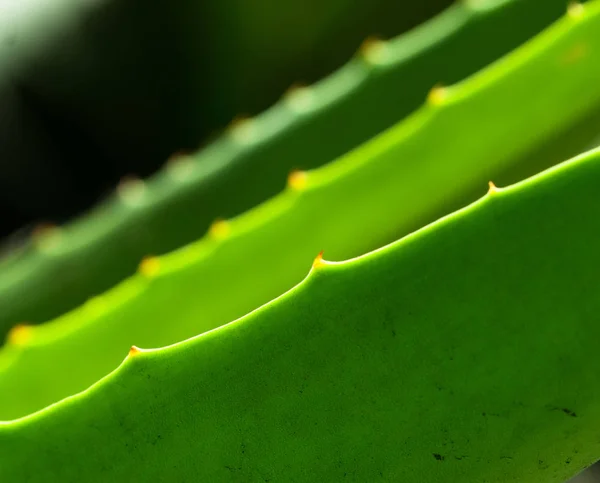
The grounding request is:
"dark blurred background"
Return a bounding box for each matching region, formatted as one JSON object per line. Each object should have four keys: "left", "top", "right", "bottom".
{"left": 0, "top": 0, "right": 453, "bottom": 243}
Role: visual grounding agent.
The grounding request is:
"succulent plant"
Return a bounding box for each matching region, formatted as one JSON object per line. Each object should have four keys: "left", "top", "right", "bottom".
{"left": 1, "top": 1, "right": 600, "bottom": 482}
{"left": 0, "top": 0, "right": 576, "bottom": 335}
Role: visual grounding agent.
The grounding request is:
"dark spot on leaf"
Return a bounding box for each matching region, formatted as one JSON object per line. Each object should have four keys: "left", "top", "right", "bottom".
{"left": 547, "top": 405, "right": 578, "bottom": 417}
{"left": 433, "top": 453, "right": 444, "bottom": 461}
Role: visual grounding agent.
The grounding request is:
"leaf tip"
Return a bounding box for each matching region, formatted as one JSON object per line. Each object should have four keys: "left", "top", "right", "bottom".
{"left": 166, "top": 152, "right": 194, "bottom": 181}
{"left": 312, "top": 250, "right": 327, "bottom": 270}
{"left": 427, "top": 84, "right": 448, "bottom": 106}
{"left": 228, "top": 115, "right": 255, "bottom": 144}
{"left": 209, "top": 219, "right": 230, "bottom": 240}
{"left": 568, "top": 1, "right": 584, "bottom": 19}
{"left": 8, "top": 324, "right": 31, "bottom": 346}
{"left": 358, "top": 36, "right": 388, "bottom": 64}
{"left": 288, "top": 170, "right": 308, "bottom": 191}
{"left": 32, "top": 223, "right": 61, "bottom": 251}
{"left": 139, "top": 256, "right": 160, "bottom": 278}
{"left": 129, "top": 345, "right": 143, "bottom": 357}
{"left": 117, "top": 176, "right": 146, "bottom": 204}
{"left": 284, "top": 83, "right": 314, "bottom": 112}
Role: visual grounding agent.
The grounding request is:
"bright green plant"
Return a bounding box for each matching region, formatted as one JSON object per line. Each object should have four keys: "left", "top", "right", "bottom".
{"left": 1, "top": 0, "right": 446, "bottom": 243}
{"left": 2, "top": 1, "right": 600, "bottom": 482}
{"left": 0, "top": 0, "right": 579, "bottom": 335}
{"left": 3, "top": 143, "right": 600, "bottom": 482}
{"left": 2, "top": 0, "right": 600, "bottom": 421}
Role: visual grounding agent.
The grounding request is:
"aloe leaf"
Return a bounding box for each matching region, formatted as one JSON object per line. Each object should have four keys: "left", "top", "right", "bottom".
{"left": 3, "top": 146, "right": 600, "bottom": 482}
{"left": 1, "top": 0, "right": 599, "bottom": 421}
{"left": 202, "top": 0, "right": 454, "bottom": 120}
{"left": 0, "top": 0, "right": 578, "bottom": 334}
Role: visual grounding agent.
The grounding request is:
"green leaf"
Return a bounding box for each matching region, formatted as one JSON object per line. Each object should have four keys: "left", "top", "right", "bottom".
{"left": 3, "top": 145, "right": 600, "bottom": 482}
{"left": 0, "top": 0, "right": 575, "bottom": 333}
{"left": 2, "top": 0, "right": 600, "bottom": 421}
